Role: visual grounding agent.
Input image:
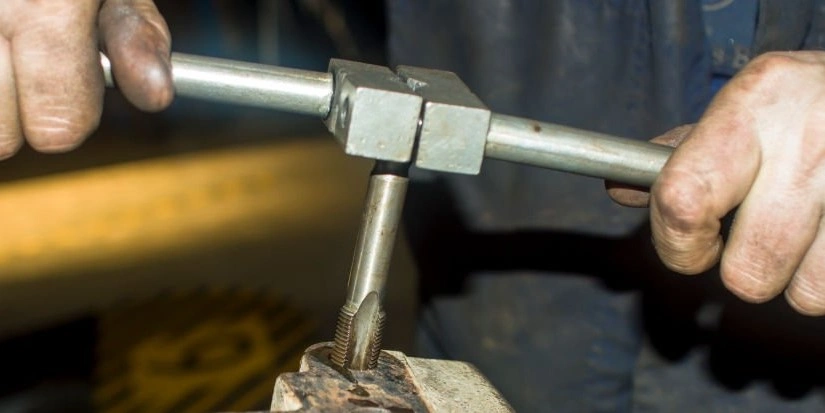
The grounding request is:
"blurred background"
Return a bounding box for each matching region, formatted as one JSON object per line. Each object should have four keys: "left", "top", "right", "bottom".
{"left": 0, "top": 1, "right": 418, "bottom": 412}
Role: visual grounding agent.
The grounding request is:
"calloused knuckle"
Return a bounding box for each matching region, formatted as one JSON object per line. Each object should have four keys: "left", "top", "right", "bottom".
{"left": 653, "top": 174, "right": 711, "bottom": 231}
{"left": 720, "top": 257, "right": 779, "bottom": 303}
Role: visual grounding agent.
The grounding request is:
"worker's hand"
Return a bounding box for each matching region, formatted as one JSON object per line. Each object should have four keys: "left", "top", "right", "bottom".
{"left": 608, "top": 51, "right": 825, "bottom": 316}
{"left": 0, "top": 0, "right": 173, "bottom": 158}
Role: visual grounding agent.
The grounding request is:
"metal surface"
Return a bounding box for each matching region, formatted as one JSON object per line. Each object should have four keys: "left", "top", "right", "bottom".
{"left": 325, "top": 59, "right": 423, "bottom": 162}
{"left": 101, "top": 53, "right": 333, "bottom": 117}
{"left": 396, "top": 66, "right": 491, "bottom": 175}
{"left": 485, "top": 113, "right": 673, "bottom": 187}
{"left": 271, "top": 342, "right": 514, "bottom": 412}
{"left": 331, "top": 162, "right": 408, "bottom": 370}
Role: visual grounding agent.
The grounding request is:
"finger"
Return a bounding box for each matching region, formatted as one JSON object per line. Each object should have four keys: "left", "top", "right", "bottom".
{"left": 0, "top": 37, "right": 22, "bottom": 158}
{"left": 782, "top": 116, "right": 825, "bottom": 315}
{"left": 11, "top": 0, "right": 103, "bottom": 152}
{"left": 606, "top": 124, "right": 694, "bottom": 207}
{"left": 786, "top": 223, "right": 825, "bottom": 316}
{"left": 649, "top": 103, "right": 761, "bottom": 274}
{"left": 99, "top": 0, "right": 173, "bottom": 112}
{"left": 719, "top": 55, "right": 825, "bottom": 305}
{"left": 720, "top": 174, "right": 821, "bottom": 303}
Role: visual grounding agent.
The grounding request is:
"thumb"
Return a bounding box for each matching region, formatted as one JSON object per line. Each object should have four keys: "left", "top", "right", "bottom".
{"left": 606, "top": 124, "right": 694, "bottom": 207}
{"left": 99, "top": 0, "right": 173, "bottom": 112}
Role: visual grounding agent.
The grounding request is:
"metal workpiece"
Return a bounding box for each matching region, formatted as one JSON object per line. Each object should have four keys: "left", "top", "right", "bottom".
{"left": 485, "top": 114, "right": 673, "bottom": 187}
{"left": 272, "top": 342, "right": 514, "bottom": 412}
{"left": 325, "top": 59, "right": 424, "bottom": 163}
{"left": 101, "top": 53, "right": 334, "bottom": 117}
{"left": 396, "top": 66, "right": 491, "bottom": 175}
{"left": 331, "top": 161, "right": 409, "bottom": 370}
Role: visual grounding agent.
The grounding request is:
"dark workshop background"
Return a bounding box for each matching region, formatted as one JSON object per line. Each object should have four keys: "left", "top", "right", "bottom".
{"left": 0, "top": 1, "right": 417, "bottom": 412}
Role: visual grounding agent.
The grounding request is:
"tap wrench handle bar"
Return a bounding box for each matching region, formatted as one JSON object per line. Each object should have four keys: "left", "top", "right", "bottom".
{"left": 484, "top": 114, "right": 673, "bottom": 188}
{"left": 100, "top": 52, "right": 335, "bottom": 118}
{"left": 100, "top": 53, "right": 671, "bottom": 187}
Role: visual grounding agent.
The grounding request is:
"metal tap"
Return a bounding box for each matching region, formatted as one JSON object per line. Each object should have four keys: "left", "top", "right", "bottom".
{"left": 331, "top": 161, "right": 409, "bottom": 370}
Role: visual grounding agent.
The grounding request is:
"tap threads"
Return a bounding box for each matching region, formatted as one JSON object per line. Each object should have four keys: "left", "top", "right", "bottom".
{"left": 331, "top": 304, "right": 385, "bottom": 370}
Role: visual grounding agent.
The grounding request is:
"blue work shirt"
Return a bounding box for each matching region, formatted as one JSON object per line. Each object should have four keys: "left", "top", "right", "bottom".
{"left": 391, "top": 1, "right": 825, "bottom": 412}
